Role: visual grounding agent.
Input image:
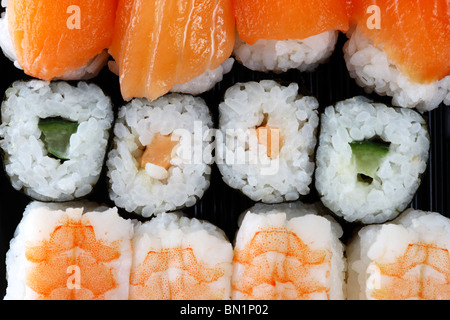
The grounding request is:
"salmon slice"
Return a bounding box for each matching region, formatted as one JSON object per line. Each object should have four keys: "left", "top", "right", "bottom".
{"left": 234, "top": 0, "right": 350, "bottom": 45}
{"left": 7, "top": 0, "right": 118, "bottom": 81}
{"left": 109, "top": 0, "right": 235, "bottom": 101}
{"left": 139, "top": 133, "right": 179, "bottom": 170}
{"left": 350, "top": 0, "right": 450, "bottom": 83}
{"left": 255, "top": 125, "right": 282, "bottom": 159}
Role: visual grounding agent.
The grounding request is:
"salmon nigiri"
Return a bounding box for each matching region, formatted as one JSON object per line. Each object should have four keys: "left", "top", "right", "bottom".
{"left": 109, "top": 0, "right": 235, "bottom": 102}
{"left": 344, "top": 0, "right": 450, "bottom": 111}
{"left": 1, "top": 0, "right": 118, "bottom": 81}
{"left": 232, "top": 0, "right": 350, "bottom": 73}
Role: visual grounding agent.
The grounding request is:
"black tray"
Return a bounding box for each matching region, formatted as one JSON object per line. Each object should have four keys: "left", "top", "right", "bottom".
{"left": 0, "top": 33, "right": 449, "bottom": 298}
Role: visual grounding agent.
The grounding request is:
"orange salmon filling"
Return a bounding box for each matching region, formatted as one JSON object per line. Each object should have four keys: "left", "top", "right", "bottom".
{"left": 130, "top": 247, "right": 227, "bottom": 300}
{"left": 255, "top": 125, "right": 282, "bottom": 159}
{"left": 139, "top": 133, "right": 179, "bottom": 170}
{"left": 24, "top": 216, "right": 122, "bottom": 300}
{"left": 233, "top": 227, "right": 332, "bottom": 300}
{"left": 369, "top": 243, "right": 450, "bottom": 300}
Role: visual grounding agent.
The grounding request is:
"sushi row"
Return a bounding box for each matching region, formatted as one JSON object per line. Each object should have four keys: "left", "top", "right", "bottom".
{"left": 5, "top": 200, "right": 450, "bottom": 300}
{"left": 0, "top": 79, "right": 430, "bottom": 224}
{"left": 0, "top": 0, "right": 449, "bottom": 111}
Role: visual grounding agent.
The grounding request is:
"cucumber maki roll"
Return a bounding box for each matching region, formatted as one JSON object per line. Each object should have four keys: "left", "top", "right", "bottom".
{"left": 216, "top": 80, "right": 319, "bottom": 203}
{"left": 0, "top": 80, "right": 114, "bottom": 201}
{"left": 315, "top": 97, "right": 430, "bottom": 224}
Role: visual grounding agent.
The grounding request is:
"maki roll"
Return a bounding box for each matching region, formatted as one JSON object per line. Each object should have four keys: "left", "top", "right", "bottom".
{"left": 315, "top": 97, "right": 430, "bottom": 224}
{"left": 216, "top": 80, "right": 319, "bottom": 203}
{"left": 4, "top": 201, "right": 134, "bottom": 300}
{"left": 106, "top": 93, "right": 213, "bottom": 217}
{"left": 0, "top": 80, "right": 114, "bottom": 201}
{"left": 0, "top": 0, "right": 118, "bottom": 80}
{"left": 232, "top": 201, "right": 346, "bottom": 300}
{"left": 129, "top": 212, "right": 233, "bottom": 300}
{"left": 347, "top": 209, "right": 450, "bottom": 300}
{"left": 344, "top": 0, "right": 450, "bottom": 111}
{"left": 233, "top": 0, "right": 350, "bottom": 73}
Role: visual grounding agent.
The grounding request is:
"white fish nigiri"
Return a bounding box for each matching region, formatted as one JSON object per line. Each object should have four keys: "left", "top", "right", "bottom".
{"left": 232, "top": 201, "right": 346, "bottom": 300}
{"left": 4, "top": 201, "right": 134, "bottom": 300}
{"left": 129, "top": 212, "right": 233, "bottom": 300}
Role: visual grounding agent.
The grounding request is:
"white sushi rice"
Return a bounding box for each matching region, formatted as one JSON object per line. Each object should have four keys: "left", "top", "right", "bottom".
{"left": 232, "top": 201, "right": 346, "bottom": 300}
{"left": 4, "top": 201, "right": 134, "bottom": 300}
{"left": 347, "top": 209, "right": 450, "bottom": 300}
{"left": 344, "top": 27, "right": 450, "bottom": 111}
{"left": 0, "top": 80, "right": 113, "bottom": 201}
{"left": 217, "top": 80, "right": 319, "bottom": 203}
{"left": 315, "top": 97, "right": 430, "bottom": 224}
{"left": 233, "top": 30, "right": 338, "bottom": 73}
{"left": 106, "top": 94, "right": 213, "bottom": 217}
{"left": 130, "top": 212, "right": 233, "bottom": 300}
{"left": 170, "top": 58, "right": 235, "bottom": 95}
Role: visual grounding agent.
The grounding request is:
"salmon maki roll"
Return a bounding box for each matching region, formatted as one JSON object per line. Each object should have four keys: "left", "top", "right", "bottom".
{"left": 216, "top": 80, "right": 319, "bottom": 203}
{"left": 232, "top": 201, "right": 346, "bottom": 300}
{"left": 129, "top": 212, "right": 233, "bottom": 300}
{"left": 0, "top": 0, "right": 118, "bottom": 80}
{"left": 4, "top": 201, "right": 134, "bottom": 300}
{"left": 106, "top": 94, "right": 213, "bottom": 217}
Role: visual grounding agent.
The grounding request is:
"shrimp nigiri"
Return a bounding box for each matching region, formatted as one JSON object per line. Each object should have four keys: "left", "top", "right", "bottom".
{"left": 4, "top": 201, "right": 133, "bottom": 300}
{"left": 232, "top": 202, "right": 346, "bottom": 300}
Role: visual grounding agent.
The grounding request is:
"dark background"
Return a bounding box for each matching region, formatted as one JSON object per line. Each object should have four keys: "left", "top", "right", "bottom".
{"left": 0, "top": 32, "right": 449, "bottom": 298}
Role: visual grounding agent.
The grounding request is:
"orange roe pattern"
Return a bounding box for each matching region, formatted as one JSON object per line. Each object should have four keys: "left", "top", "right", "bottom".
{"left": 369, "top": 243, "right": 450, "bottom": 300}
{"left": 233, "top": 227, "right": 332, "bottom": 300}
{"left": 130, "top": 247, "right": 227, "bottom": 300}
{"left": 25, "top": 215, "right": 122, "bottom": 300}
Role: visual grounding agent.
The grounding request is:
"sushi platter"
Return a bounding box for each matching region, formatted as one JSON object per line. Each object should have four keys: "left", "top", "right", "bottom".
{"left": 0, "top": 0, "right": 449, "bottom": 301}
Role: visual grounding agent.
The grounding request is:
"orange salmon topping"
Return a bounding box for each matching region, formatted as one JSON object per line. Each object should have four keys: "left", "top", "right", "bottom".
{"left": 8, "top": 0, "right": 118, "bottom": 80}
{"left": 109, "top": 0, "right": 235, "bottom": 101}
{"left": 234, "top": 0, "right": 350, "bottom": 45}
{"left": 350, "top": 0, "right": 450, "bottom": 83}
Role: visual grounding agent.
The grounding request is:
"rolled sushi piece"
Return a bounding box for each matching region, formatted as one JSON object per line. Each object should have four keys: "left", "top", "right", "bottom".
{"left": 109, "top": 0, "right": 235, "bottom": 101}
{"left": 106, "top": 94, "right": 213, "bottom": 217}
{"left": 216, "top": 80, "right": 319, "bottom": 203}
{"left": 0, "top": 0, "right": 118, "bottom": 80}
{"left": 347, "top": 209, "right": 450, "bottom": 300}
{"left": 344, "top": 0, "right": 450, "bottom": 111}
{"left": 232, "top": 0, "right": 350, "bottom": 73}
{"left": 315, "top": 97, "right": 430, "bottom": 224}
{"left": 4, "top": 201, "right": 134, "bottom": 300}
{"left": 232, "top": 201, "right": 346, "bottom": 300}
{"left": 129, "top": 212, "right": 233, "bottom": 300}
{"left": 0, "top": 80, "right": 114, "bottom": 201}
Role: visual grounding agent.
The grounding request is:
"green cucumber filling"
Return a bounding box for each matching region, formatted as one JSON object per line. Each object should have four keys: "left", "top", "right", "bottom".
{"left": 38, "top": 118, "right": 79, "bottom": 160}
{"left": 349, "top": 140, "right": 390, "bottom": 184}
